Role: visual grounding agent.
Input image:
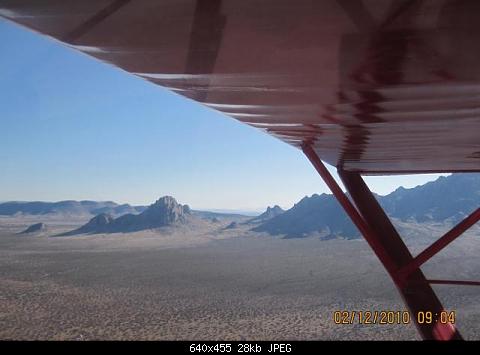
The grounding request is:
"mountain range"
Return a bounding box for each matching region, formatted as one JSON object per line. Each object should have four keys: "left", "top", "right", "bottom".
{"left": 379, "top": 173, "right": 480, "bottom": 223}
{"left": 0, "top": 200, "right": 247, "bottom": 221}
{"left": 253, "top": 194, "right": 358, "bottom": 238}
{"left": 3, "top": 173, "right": 479, "bottom": 239}
{"left": 255, "top": 173, "right": 480, "bottom": 238}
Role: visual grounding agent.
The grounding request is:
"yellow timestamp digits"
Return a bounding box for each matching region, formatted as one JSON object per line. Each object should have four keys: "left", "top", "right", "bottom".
{"left": 416, "top": 311, "right": 456, "bottom": 324}
{"left": 334, "top": 310, "right": 456, "bottom": 325}
{"left": 333, "top": 310, "right": 412, "bottom": 325}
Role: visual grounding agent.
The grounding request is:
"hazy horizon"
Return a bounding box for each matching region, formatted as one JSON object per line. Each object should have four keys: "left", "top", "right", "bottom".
{"left": 0, "top": 171, "right": 451, "bottom": 214}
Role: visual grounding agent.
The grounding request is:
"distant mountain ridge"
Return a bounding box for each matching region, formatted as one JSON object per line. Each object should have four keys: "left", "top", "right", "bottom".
{"left": 0, "top": 200, "right": 146, "bottom": 217}
{"left": 255, "top": 173, "right": 480, "bottom": 239}
{"left": 379, "top": 174, "right": 480, "bottom": 223}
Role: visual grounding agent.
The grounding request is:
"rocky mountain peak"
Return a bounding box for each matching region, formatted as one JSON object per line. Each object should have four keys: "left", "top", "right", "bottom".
{"left": 142, "top": 196, "right": 190, "bottom": 225}
{"left": 264, "top": 205, "right": 284, "bottom": 217}
{"left": 63, "top": 196, "right": 194, "bottom": 235}
{"left": 151, "top": 196, "right": 178, "bottom": 208}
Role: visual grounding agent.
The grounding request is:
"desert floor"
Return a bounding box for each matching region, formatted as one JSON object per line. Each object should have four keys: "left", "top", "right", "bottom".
{"left": 1, "top": 216, "right": 479, "bottom": 340}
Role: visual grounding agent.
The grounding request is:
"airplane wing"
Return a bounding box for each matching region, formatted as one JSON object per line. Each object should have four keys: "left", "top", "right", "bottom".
{"left": 1, "top": 0, "right": 479, "bottom": 174}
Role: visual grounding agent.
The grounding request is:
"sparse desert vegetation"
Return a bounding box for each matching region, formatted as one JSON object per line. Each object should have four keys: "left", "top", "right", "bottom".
{"left": 1, "top": 215, "right": 479, "bottom": 340}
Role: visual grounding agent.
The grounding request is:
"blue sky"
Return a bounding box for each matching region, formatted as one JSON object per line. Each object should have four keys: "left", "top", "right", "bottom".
{"left": 0, "top": 19, "right": 446, "bottom": 211}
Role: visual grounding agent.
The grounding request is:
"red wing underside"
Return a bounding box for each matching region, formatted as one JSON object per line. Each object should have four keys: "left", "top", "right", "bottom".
{"left": 1, "top": 0, "right": 479, "bottom": 174}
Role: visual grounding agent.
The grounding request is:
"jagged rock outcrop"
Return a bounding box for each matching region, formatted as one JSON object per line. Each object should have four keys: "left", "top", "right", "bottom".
{"left": 248, "top": 205, "right": 285, "bottom": 224}
{"left": 137, "top": 196, "right": 190, "bottom": 227}
{"left": 20, "top": 223, "right": 47, "bottom": 234}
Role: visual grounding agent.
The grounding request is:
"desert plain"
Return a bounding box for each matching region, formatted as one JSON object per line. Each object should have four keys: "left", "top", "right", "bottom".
{"left": 1, "top": 215, "right": 480, "bottom": 340}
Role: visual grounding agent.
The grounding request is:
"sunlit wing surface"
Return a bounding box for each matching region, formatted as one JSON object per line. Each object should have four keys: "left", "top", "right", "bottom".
{"left": 1, "top": 0, "right": 479, "bottom": 174}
